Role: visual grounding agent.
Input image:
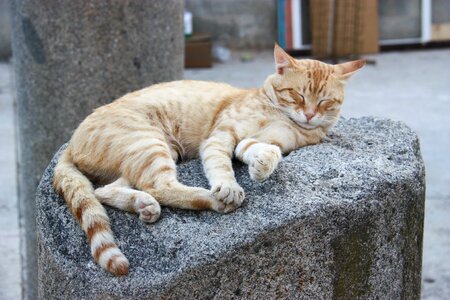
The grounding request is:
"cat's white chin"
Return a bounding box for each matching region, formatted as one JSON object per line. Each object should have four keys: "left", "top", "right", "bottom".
{"left": 296, "top": 122, "right": 319, "bottom": 130}
{"left": 288, "top": 114, "right": 320, "bottom": 130}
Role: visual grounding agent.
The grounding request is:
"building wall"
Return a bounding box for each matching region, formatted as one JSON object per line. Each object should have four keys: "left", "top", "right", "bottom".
{"left": 433, "top": 0, "right": 450, "bottom": 24}
{"left": 185, "top": 0, "right": 277, "bottom": 49}
{"left": 0, "top": 0, "right": 12, "bottom": 60}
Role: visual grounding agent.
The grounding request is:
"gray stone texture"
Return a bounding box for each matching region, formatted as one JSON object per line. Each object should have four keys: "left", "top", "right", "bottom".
{"left": 10, "top": 1, "right": 183, "bottom": 298}
{"left": 37, "top": 117, "right": 425, "bottom": 299}
{"left": 0, "top": 0, "right": 11, "bottom": 60}
{"left": 185, "top": 0, "right": 277, "bottom": 49}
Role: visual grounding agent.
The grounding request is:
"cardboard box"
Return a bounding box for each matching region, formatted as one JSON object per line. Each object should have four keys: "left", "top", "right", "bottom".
{"left": 185, "top": 33, "right": 212, "bottom": 68}
{"left": 432, "top": 23, "right": 450, "bottom": 41}
{"left": 310, "top": 0, "right": 379, "bottom": 58}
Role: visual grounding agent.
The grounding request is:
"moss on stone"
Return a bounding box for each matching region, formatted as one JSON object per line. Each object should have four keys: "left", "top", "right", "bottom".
{"left": 332, "top": 221, "right": 374, "bottom": 299}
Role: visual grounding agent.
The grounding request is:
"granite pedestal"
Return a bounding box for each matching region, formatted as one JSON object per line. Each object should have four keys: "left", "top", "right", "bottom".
{"left": 37, "top": 117, "right": 425, "bottom": 299}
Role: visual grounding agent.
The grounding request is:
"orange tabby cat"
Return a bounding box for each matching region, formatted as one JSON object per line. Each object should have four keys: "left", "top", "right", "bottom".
{"left": 53, "top": 44, "right": 364, "bottom": 275}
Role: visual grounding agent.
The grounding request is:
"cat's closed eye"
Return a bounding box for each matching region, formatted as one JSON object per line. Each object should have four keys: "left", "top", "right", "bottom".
{"left": 286, "top": 90, "right": 305, "bottom": 105}
{"left": 319, "top": 99, "right": 339, "bottom": 111}
{"left": 318, "top": 99, "right": 329, "bottom": 106}
{"left": 276, "top": 87, "right": 293, "bottom": 92}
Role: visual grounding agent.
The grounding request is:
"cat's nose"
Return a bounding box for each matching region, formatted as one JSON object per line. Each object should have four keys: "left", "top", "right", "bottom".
{"left": 304, "top": 112, "right": 315, "bottom": 122}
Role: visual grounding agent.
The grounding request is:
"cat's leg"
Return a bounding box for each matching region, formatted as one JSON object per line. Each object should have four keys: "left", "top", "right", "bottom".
{"left": 235, "top": 138, "right": 282, "bottom": 182}
{"left": 148, "top": 182, "right": 235, "bottom": 213}
{"left": 200, "top": 128, "right": 244, "bottom": 211}
{"left": 94, "top": 178, "right": 161, "bottom": 223}
{"left": 120, "top": 133, "right": 229, "bottom": 213}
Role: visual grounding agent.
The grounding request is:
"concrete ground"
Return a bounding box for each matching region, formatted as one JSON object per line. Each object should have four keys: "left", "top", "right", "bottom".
{"left": 0, "top": 62, "right": 21, "bottom": 300}
{"left": 1, "top": 49, "right": 449, "bottom": 299}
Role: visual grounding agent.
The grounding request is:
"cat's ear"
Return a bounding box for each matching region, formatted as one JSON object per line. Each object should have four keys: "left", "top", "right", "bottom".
{"left": 274, "top": 43, "right": 296, "bottom": 75}
{"left": 335, "top": 59, "right": 365, "bottom": 80}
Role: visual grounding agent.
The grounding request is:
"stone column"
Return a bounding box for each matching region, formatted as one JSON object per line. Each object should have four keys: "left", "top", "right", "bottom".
{"left": 10, "top": 1, "right": 184, "bottom": 298}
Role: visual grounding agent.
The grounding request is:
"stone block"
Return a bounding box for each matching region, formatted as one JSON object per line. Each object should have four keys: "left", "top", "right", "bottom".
{"left": 37, "top": 117, "right": 425, "bottom": 299}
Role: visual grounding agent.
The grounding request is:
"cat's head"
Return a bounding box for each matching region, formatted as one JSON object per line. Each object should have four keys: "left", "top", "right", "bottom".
{"left": 263, "top": 44, "right": 364, "bottom": 130}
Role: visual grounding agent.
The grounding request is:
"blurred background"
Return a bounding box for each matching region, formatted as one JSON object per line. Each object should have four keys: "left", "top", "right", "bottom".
{"left": 0, "top": 0, "right": 449, "bottom": 299}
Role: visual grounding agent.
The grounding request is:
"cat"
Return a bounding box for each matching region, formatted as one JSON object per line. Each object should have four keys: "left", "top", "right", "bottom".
{"left": 53, "top": 44, "right": 364, "bottom": 276}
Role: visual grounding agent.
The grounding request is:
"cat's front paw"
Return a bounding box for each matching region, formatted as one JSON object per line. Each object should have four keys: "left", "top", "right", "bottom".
{"left": 248, "top": 145, "right": 282, "bottom": 182}
{"left": 135, "top": 193, "right": 161, "bottom": 223}
{"left": 211, "top": 182, "right": 245, "bottom": 213}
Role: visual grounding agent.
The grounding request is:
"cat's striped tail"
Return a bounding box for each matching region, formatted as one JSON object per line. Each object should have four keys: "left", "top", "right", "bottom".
{"left": 53, "top": 149, "right": 129, "bottom": 275}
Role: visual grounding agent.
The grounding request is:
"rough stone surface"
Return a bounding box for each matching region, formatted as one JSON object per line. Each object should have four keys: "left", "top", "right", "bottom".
{"left": 10, "top": 1, "right": 183, "bottom": 298}
{"left": 37, "top": 117, "right": 425, "bottom": 299}
{"left": 185, "top": 0, "right": 277, "bottom": 49}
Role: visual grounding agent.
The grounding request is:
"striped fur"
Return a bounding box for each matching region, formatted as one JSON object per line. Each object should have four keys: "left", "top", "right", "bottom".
{"left": 53, "top": 44, "right": 364, "bottom": 275}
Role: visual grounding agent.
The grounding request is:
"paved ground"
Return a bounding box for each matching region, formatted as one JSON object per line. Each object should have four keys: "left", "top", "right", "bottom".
{"left": 0, "top": 62, "right": 21, "bottom": 300}
{"left": 1, "top": 49, "right": 449, "bottom": 299}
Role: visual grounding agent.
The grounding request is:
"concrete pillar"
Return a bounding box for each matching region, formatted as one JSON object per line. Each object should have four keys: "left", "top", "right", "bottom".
{"left": 10, "top": 1, "right": 183, "bottom": 298}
